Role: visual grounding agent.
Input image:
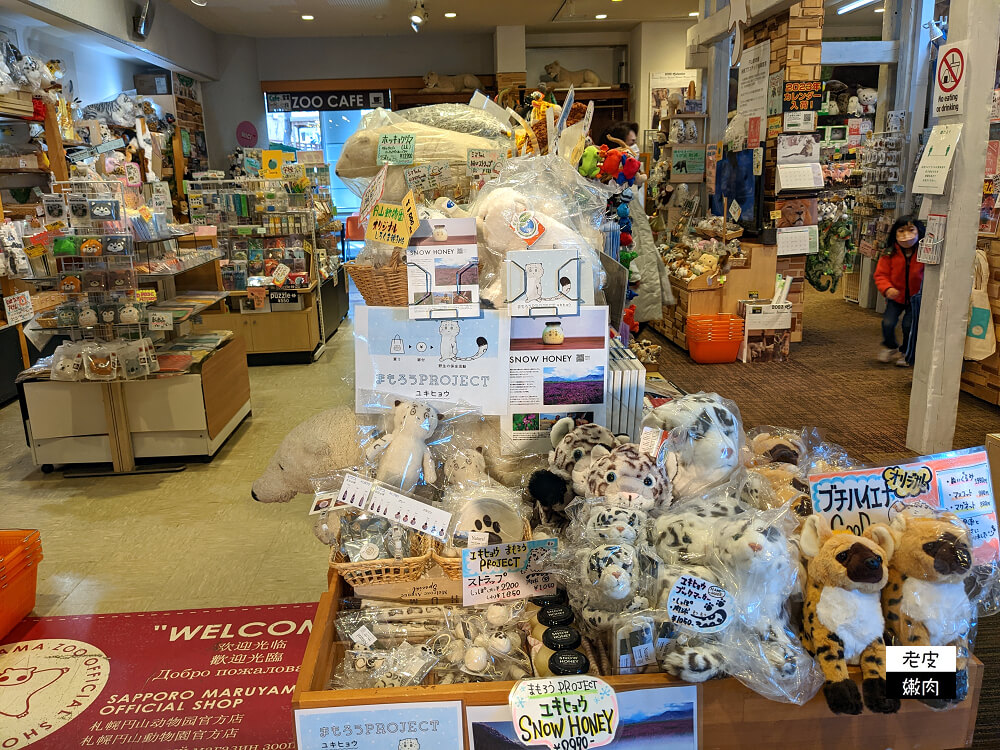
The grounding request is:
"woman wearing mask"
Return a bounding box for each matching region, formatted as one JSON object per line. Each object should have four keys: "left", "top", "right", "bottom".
{"left": 600, "top": 121, "right": 639, "bottom": 153}
{"left": 873, "top": 216, "right": 925, "bottom": 366}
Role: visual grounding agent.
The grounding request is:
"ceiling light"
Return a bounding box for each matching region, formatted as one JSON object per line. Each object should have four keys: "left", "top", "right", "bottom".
{"left": 301, "top": 14, "right": 314, "bottom": 20}
{"left": 837, "top": 0, "right": 880, "bottom": 14}
{"left": 410, "top": 0, "right": 427, "bottom": 25}
{"left": 874, "top": 7, "right": 884, "bottom": 11}
{"left": 190, "top": 0, "right": 207, "bottom": 6}
{"left": 444, "top": 11, "right": 457, "bottom": 18}
{"left": 595, "top": 13, "right": 607, "bottom": 19}
{"left": 688, "top": 11, "right": 699, "bottom": 16}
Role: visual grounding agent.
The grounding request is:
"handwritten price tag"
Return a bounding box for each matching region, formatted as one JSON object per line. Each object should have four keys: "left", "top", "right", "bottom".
{"left": 509, "top": 676, "right": 619, "bottom": 749}
{"left": 3, "top": 290, "right": 33, "bottom": 325}
{"left": 462, "top": 538, "right": 557, "bottom": 605}
{"left": 666, "top": 574, "right": 734, "bottom": 633}
{"left": 147, "top": 311, "right": 173, "bottom": 330}
{"left": 377, "top": 133, "right": 415, "bottom": 165}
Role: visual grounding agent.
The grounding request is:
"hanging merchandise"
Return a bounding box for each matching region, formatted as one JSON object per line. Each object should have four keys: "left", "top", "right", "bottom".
{"left": 964, "top": 248, "right": 996, "bottom": 361}
{"left": 806, "top": 195, "right": 853, "bottom": 292}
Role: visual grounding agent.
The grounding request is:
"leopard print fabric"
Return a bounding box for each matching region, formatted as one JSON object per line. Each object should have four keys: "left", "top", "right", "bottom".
{"left": 586, "top": 444, "right": 673, "bottom": 510}
{"left": 549, "top": 423, "right": 617, "bottom": 481}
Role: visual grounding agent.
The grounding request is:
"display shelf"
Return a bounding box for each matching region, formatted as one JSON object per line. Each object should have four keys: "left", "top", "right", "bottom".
{"left": 227, "top": 280, "right": 317, "bottom": 297}
{"left": 134, "top": 232, "right": 195, "bottom": 243}
{"left": 135, "top": 250, "right": 225, "bottom": 277}
{"left": 148, "top": 291, "right": 229, "bottom": 319}
{"left": 0, "top": 167, "right": 48, "bottom": 174}
{"left": 293, "top": 583, "right": 984, "bottom": 749}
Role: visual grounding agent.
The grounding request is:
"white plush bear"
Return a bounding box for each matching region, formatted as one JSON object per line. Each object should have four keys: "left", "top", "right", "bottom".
{"left": 857, "top": 87, "right": 878, "bottom": 115}
{"left": 365, "top": 400, "right": 439, "bottom": 493}
{"left": 846, "top": 96, "right": 862, "bottom": 117}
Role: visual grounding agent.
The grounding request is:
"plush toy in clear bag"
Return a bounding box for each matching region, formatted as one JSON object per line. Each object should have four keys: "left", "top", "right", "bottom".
{"left": 363, "top": 400, "right": 439, "bottom": 494}
{"left": 642, "top": 392, "right": 745, "bottom": 500}
{"left": 799, "top": 514, "right": 900, "bottom": 715}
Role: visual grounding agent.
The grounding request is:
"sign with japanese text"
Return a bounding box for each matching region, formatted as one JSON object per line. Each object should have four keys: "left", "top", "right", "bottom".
{"left": 467, "top": 148, "right": 504, "bottom": 177}
{"left": 148, "top": 311, "right": 173, "bottom": 330}
{"left": 405, "top": 160, "right": 454, "bottom": 192}
{"left": 377, "top": 133, "right": 415, "bottom": 165}
{"left": 767, "top": 71, "right": 785, "bottom": 116}
{"left": 0, "top": 603, "right": 314, "bottom": 749}
{"left": 366, "top": 200, "right": 414, "bottom": 248}
{"left": 462, "top": 538, "right": 558, "bottom": 605}
{"left": 296, "top": 700, "right": 463, "bottom": 750}
{"left": 809, "top": 447, "right": 999, "bottom": 564}
{"left": 736, "top": 41, "right": 770, "bottom": 126}
{"left": 359, "top": 164, "right": 388, "bottom": 223}
{"left": 3, "top": 290, "right": 33, "bottom": 325}
{"left": 509, "top": 676, "right": 619, "bottom": 748}
{"left": 783, "top": 80, "right": 823, "bottom": 112}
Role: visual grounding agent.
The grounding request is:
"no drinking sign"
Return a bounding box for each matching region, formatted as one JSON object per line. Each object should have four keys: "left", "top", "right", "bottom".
{"left": 933, "top": 41, "right": 968, "bottom": 117}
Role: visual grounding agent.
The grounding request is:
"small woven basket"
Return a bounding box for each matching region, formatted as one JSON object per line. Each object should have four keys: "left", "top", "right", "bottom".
{"left": 432, "top": 518, "right": 533, "bottom": 581}
{"left": 344, "top": 248, "right": 409, "bottom": 306}
{"left": 330, "top": 531, "right": 432, "bottom": 587}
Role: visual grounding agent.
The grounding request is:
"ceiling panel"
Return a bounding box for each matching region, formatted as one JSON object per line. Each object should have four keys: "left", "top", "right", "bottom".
{"left": 168, "top": 0, "right": 698, "bottom": 38}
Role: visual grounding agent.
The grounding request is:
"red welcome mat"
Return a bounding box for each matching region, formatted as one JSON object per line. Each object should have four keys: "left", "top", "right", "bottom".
{"left": 0, "top": 603, "right": 317, "bottom": 749}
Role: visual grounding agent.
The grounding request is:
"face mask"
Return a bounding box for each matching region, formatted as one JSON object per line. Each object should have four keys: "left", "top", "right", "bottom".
{"left": 898, "top": 233, "right": 918, "bottom": 248}
{"left": 629, "top": 144, "right": 640, "bottom": 156}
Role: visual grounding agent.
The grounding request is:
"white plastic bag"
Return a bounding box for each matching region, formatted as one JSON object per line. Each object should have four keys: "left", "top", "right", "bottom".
{"left": 964, "top": 249, "right": 995, "bottom": 361}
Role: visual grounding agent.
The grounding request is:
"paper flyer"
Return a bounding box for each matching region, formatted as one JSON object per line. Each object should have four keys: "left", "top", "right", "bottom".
{"left": 501, "top": 306, "right": 609, "bottom": 453}
{"left": 355, "top": 304, "right": 510, "bottom": 415}
{"left": 406, "top": 217, "right": 480, "bottom": 319}
{"left": 296, "top": 701, "right": 463, "bottom": 750}
{"left": 506, "top": 247, "right": 581, "bottom": 317}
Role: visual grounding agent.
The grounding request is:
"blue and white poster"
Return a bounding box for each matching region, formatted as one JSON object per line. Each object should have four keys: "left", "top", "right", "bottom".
{"left": 355, "top": 304, "right": 510, "bottom": 415}
{"left": 295, "top": 700, "right": 463, "bottom": 750}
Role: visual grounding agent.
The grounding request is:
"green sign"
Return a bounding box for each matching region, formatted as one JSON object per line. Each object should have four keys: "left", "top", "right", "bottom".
{"left": 377, "top": 133, "right": 416, "bottom": 165}
{"left": 672, "top": 147, "right": 705, "bottom": 175}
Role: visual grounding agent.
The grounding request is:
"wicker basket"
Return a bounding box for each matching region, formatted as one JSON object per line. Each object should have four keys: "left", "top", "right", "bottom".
{"left": 330, "top": 531, "right": 432, "bottom": 587}
{"left": 344, "top": 248, "right": 409, "bottom": 306}
{"left": 432, "top": 518, "right": 533, "bottom": 581}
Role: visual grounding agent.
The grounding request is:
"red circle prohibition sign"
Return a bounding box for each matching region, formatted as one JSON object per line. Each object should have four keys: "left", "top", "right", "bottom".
{"left": 938, "top": 48, "right": 964, "bottom": 92}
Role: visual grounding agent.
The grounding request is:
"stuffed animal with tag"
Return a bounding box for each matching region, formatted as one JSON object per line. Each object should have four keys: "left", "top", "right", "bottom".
{"left": 364, "top": 400, "right": 439, "bottom": 494}
{"left": 800, "top": 514, "right": 900, "bottom": 715}
{"left": 882, "top": 509, "right": 974, "bottom": 707}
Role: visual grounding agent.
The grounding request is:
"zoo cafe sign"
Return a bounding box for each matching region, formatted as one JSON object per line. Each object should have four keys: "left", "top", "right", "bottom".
{"left": 266, "top": 90, "right": 391, "bottom": 113}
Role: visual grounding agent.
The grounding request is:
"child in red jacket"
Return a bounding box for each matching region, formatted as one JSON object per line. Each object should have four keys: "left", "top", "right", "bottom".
{"left": 873, "top": 216, "right": 925, "bottom": 366}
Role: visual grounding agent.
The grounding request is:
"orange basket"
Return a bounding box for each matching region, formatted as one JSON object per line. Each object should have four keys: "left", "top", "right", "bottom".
{"left": 0, "top": 530, "right": 43, "bottom": 640}
{"left": 686, "top": 314, "right": 745, "bottom": 364}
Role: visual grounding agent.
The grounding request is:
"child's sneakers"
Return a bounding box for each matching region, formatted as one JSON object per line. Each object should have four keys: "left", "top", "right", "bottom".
{"left": 895, "top": 357, "right": 911, "bottom": 367}
{"left": 878, "top": 346, "right": 902, "bottom": 363}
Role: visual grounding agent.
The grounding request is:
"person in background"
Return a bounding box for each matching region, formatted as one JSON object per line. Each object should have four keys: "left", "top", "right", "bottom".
{"left": 600, "top": 121, "right": 639, "bottom": 152}
{"left": 873, "top": 216, "right": 925, "bottom": 367}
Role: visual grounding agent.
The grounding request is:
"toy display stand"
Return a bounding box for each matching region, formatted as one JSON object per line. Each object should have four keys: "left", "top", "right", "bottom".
{"left": 293, "top": 577, "right": 984, "bottom": 750}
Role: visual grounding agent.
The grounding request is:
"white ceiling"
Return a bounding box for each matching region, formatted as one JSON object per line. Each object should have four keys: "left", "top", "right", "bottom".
{"left": 167, "top": 0, "right": 700, "bottom": 38}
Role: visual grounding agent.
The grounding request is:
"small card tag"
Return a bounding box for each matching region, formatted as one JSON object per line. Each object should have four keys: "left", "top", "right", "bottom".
{"left": 666, "top": 574, "right": 734, "bottom": 634}
{"left": 147, "top": 311, "right": 173, "bottom": 330}
{"left": 467, "top": 531, "right": 491, "bottom": 548}
{"left": 632, "top": 642, "right": 655, "bottom": 667}
{"left": 510, "top": 211, "right": 545, "bottom": 245}
{"left": 350, "top": 625, "right": 378, "bottom": 648}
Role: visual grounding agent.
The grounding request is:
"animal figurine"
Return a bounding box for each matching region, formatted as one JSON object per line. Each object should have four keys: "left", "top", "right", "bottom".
{"left": 856, "top": 87, "right": 878, "bottom": 115}
{"left": 421, "top": 72, "right": 483, "bottom": 93}
{"left": 799, "top": 514, "right": 900, "bottom": 715}
{"left": 578, "top": 145, "right": 600, "bottom": 178}
{"left": 668, "top": 120, "right": 684, "bottom": 144}
{"left": 82, "top": 93, "right": 138, "bottom": 127}
{"left": 586, "top": 443, "right": 674, "bottom": 511}
{"left": 667, "top": 91, "right": 683, "bottom": 118}
{"left": 846, "top": 96, "right": 862, "bottom": 117}
{"left": 685, "top": 120, "right": 699, "bottom": 143}
{"left": 544, "top": 61, "right": 605, "bottom": 87}
{"left": 882, "top": 509, "right": 974, "bottom": 706}
{"left": 364, "top": 400, "right": 439, "bottom": 493}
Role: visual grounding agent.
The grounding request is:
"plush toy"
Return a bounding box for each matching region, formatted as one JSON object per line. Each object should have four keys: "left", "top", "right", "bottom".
{"left": 578, "top": 145, "right": 600, "bottom": 178}
{"left": 750, "top": 429, "right": 806, "bottom": 466}
{"left": 586, "top": 443, "right": 674, "bottom": 511}
{"left": 799, "top": 514, "right": 900, "bottom": 715}
{"left": 618, "top": 154, "right": 643, "bottom": 185}
{"left": 642, "top": 393, "right": 744, "bottom": 499}
{"left": 667, "top": 120, "right": 684, "bottom": 144}
{"left": 883, "top": 509, "right": 974, "bottom": 706}
{"left": 544, "top": 61, "right": 605, "bottom": 87}
{"left": 685, "top": 120, "right": 699, "bottom": 144}
{"left": 433, "top": 196, "right": 471, "bottom": 217}
{"left": 397, "top": 103, "right": 512, "bottom": 142}
{"left": 527, "top": 419, "right": 621, "bottom": 526}
{"left": 574, "top": 542, "right": 654, "bottom": 632}
{"left": 667, "top": 92, "right": 683, "bottom": 118}
{"left": 364, "top": 400, "right": 439, "bottom": 493}
{"left": 622, "top": 306, "right": 639, "bottom": 333}
{"left": 420, "top": 72, "right": 484, "bottom": 93}
{"left": 579, "top": 503, "right": 648, "bottom": 545}
{"left": 598, "top": 147, "right": 624, "bottom": 181}
{"left": 82, "top": 92, "right": 138, "bottom": 127}
{"left": 856, "top": 87, "right": 878, "bottom": 115}
{"left": 846, "top": 96, "right": 863, "bottom": 117}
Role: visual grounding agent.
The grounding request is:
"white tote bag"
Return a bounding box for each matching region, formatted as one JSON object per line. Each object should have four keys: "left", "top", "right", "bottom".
{"left": 964, "top": 249, "right": 996, "bottom": 360}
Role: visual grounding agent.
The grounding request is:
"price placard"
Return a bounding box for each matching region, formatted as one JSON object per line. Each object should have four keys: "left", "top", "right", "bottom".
{"left": 509, "top": 676, "right": 620, "bottom": 749}
{"left": 462, "top": 538, "right": 558, "bottom": 605}
{"left": 467, "top": 148, "right": 503, "bottom": 177}
{"left": 666, "top": 574, "right": 734, "bottom": 633}
{"left": 147, "top": 311, "right": 173, "bottom": 330}
{"left": 3, "top": 290, "right": 33, "bottom": 326}
{"left": 377, "top": 133, "right": 416, "bottom": 165}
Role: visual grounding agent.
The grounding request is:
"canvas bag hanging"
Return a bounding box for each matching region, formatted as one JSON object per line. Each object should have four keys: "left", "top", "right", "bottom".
{"left": 964, "top": 249, "right": 996, "bottom": 361}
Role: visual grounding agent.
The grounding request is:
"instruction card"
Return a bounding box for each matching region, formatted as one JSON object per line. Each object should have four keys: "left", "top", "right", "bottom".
{"left": 809, "top": 446, "right": 999, "bottom": 565}
{"left": 355, "top": 304, "right": 510, "bottom": 415}
{"left": 502, "top": 306, "right": 609, "bottom": 454}
{"left": 506, "top": 248, "right": 581, "bottom": 317}
{"left": 462, "top": 538, "right": 558, "bottom": 605}
{"left": 914, "top": 123, "right": 963, "bottom": 195}
{"left": 407, "top": 217, "right": 480, "bottom": 319}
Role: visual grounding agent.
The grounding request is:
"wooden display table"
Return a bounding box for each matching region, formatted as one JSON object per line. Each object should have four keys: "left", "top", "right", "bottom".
{"left": 293, "top": 580, "right": 983, "bottom": 750}
{"left": 652, "top": 243, "right": 779, "bottom": 351}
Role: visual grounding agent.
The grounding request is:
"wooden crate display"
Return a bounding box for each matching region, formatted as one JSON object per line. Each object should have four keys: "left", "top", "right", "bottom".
{"left": 293, "top": 582, "right": 984, "bottom": 750}
{"left": 961, "top": 236, "right": 1000, "bottom": 404}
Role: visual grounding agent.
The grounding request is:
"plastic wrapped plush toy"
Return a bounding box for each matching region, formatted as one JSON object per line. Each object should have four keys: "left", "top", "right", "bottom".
{"left": 364, "top": 400, "right": 439, "bottom": 494}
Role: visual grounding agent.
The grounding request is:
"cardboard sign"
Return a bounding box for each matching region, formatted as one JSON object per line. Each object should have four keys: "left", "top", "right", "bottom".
{"left": 366, "top": 200, "right": 415, "bottom": 248}
{"left": 509, "top": 676, "right": 619, "bottom": 748}
{"left": 783, "top": 80, "right": 823, "bottom": 112}
{"left": 377, "top": 133, "right": 415, "bottom": 165}
{"left": 766, "top": 115, "right": 783, "bottom": 140}
{"left": 400, "top": 190, "right": 419, "bottom": 234}
{"left": 407, "top": 217, "right": 480, "bottom": 319}
{"left": 260, "top": 150, "right": 287, "bottom": 179}
{"left": 3, "top": 290, "right": 33, "bottom": 325}
{"left": 147, "top": 310, "right": 173, "bottom": 330}
{"left": 296, "top": 701, "right": 463, "bottom": 750}
{"left": 809, "top": 447, "right": 999, "bottom": 565}
{"left": 462, "top": 538, "right": 558, "bottom": 605}
{"left": 933, "top": 40, "right": 968, "bottom": 117}
{"left": 467, "top": 147, "right": 503, "bottom": 177}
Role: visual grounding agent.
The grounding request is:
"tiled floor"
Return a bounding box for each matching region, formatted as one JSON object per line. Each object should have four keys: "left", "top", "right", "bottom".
{"left": 0, "top": 316, "right": 357, "bottom": 616}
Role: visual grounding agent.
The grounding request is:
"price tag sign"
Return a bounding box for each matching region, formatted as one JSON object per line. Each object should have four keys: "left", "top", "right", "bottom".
{"left": 509, "top": 676, "right": 619, "bottom": 748}
{"left": 467, "top": 148, "right": 503, "bottom": 177}
{"left": 359, "top": 164, "right": 388, "bottom": 223}
{"left": 377, "top": 133, "right": 416, "bottom": 165}
{"left": 25, "top": 244, "right": 47, "bottom": 258}
{"left": 728, "top": 200, "right": 742, "bottom": 222}
{"left": 666, "top": 574, "right": 734, "bottom": 633}
{"left": 462, "top": 538, "right": 558, "bottom": 605}
{"left": 366, "top": 201, "right": 414, "bottom": 248}
{"left": 147, "top": 311, "right": 173, "bottom": 330}
{"left": 3, "top": 290, "right": 33, "bottom": 325}
{"left": 135, "top": 289, "right": 157, "bottom": 303}
{"left": 809, "top": 447, "right": 999, "bottom": 564}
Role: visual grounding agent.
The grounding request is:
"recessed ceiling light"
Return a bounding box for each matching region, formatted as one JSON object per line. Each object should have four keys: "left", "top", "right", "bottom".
{"left": 444, "top": 11, "right": 457, "bottom": 18}
{"left": 874, "top": 6, "right": 885, "bottom": 11}
{"left": 595, "top": 13, "right": 607, "bottom": 19}
{"left": 688, "top": 11, "right": 699, "bottom": 16}
{"left": 190, "top": 0, "right": 207, "bottom": 6}
{"left": 301, "top": 14, "right": 314, "bottom": 20}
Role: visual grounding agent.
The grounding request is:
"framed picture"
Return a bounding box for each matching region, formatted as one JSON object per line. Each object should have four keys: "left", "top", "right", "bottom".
{"left": 775, "top": 196, "right": 819, "bottom": 228}
{"left": 825, "top": 125, "right": 848, "bottom": 143}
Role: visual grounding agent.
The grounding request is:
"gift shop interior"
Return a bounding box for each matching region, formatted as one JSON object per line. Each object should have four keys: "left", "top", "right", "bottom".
{"left": 3, "top": 0, "right": 1000, "bottom": 748}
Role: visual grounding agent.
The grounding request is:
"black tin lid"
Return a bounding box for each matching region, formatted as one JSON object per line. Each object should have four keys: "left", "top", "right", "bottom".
{"left": 530, "top": 589, "right": 568, "bottom": 607}
{"left": 538, "top": 604, "right": 575, "bottom": 627}
{"left": 549, "top": 649, "right": 590, "bottom": 675}
{"left": 542, "top": 625, "right": 581, "bottom": 651}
